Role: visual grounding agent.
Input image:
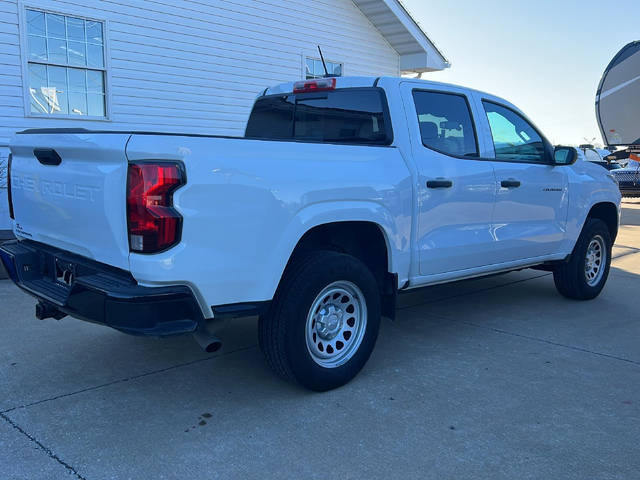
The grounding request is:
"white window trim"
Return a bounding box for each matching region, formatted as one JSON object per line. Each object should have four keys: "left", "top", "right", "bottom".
{"left": 18, "top": 1, "right": 113, "bottom": 122}
{"left": 301, "top": 53, "right": 345, "bottom": 79}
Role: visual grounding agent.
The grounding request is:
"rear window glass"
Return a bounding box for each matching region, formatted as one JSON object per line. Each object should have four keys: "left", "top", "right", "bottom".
{"left": 245, "top": 89, "right": 391, "bottom": 145}
{"left": 244, "top": 96, "right": 295, "bottom": 140}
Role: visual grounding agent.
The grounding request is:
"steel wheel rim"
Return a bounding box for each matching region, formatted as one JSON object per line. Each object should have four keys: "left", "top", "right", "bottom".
{"left": 305, "top": 281, "right": 367, "bottom": 369}
{"left": 585, "top": 235, "right": 606, "bottom": 286}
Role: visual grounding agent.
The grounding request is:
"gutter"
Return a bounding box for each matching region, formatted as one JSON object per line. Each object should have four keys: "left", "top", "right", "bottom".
{"left": 393, "top": 0, "right": 451, "bottom": 68}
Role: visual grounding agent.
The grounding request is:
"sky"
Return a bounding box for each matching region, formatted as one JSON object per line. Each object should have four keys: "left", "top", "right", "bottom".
{"left": 403, "top": 0, "right": 639, "bottom": 147}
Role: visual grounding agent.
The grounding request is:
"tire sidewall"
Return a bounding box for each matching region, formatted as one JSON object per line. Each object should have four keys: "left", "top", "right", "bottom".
{"left": 285, "top": 256, "right": 381, "bottom": 391}
{"left": 575, "top": 220, "right": 612, "bottom": 298}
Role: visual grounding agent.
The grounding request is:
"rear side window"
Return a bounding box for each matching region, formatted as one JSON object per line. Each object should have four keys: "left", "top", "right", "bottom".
{"left": 483, "top": 101, "right": 546, "bottom": 163}
{"left": 245, "top": 89, "right": 391, "bottom": 145}
{"left": 413, "top": 91, "right": 478, "bottom": 157}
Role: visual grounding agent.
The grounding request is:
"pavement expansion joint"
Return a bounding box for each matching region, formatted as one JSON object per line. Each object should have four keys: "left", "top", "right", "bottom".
{"left": 610, "top": 273, "right": 640, "bottom": 280}
{"left": 406, "top": 307, "right": 640, "bottom": 367}
{"left": 0, "top": 411, "right": 87, "bottom": 480}
{"left": 1, "top": 344, "right": 259, "bottom": 415}
{"left": 612, "top": 248, "right": 640, "bottom": 259}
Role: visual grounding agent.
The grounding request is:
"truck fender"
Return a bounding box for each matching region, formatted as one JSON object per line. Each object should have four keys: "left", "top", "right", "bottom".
{"left": 556, "top": 187, "right": 621, "bottom": 258}
{"left": 260, "top": 201, "right": 409, "bottom": 304}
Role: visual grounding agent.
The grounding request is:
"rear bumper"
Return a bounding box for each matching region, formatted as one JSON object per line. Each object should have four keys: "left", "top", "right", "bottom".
{"left": 0, "top": 240, "right": 204, "bottom": 337}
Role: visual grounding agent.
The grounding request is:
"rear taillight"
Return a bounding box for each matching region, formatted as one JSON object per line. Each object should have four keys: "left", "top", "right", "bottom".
{"left": 7, "top": 153, "right": 14, "bottom": 220}
{"left": 127, "top": 162, "right": 185, "bottom": 254}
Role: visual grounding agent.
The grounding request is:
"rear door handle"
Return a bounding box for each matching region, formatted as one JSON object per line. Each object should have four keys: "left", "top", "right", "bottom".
{"left": 427, "top": 178, "right": 453, "bottom": 189}
{"left": 34, "top": 148, "right": 62, "bottom": 166}
{"left": 501, "top": 179, "right": 521, "bottom": 188}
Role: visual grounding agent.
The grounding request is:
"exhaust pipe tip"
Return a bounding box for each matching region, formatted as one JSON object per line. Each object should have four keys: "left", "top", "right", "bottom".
{"left": 193, "top": 328, "right": 223, "bottom": 354}
{"left": 204, "top": 340, "right": 222, "bottom": 353}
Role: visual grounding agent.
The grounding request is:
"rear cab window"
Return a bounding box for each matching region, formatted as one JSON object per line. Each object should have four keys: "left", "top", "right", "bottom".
{"left": 245, "top": 89, "right": 392, "bottom": 145}
{"left": 412, "top": 90, "right": 479, "bottom": 157}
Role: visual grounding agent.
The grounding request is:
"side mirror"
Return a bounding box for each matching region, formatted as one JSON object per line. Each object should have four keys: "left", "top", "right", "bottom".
{"left": 554, "top": 146, "right": 578, "bottom": 165}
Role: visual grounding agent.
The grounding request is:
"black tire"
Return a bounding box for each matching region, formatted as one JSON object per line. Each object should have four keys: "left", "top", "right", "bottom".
{"left": 553, "top": 218, "right": 612, "bottom": 300}
{"left": 259, "top": 251, "right": 381, "bottom": 392}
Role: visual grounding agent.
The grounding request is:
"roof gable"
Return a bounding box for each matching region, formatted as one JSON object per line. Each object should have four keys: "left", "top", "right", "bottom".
{"left": 352, "top": 0, "right": 449, "bottom": 73}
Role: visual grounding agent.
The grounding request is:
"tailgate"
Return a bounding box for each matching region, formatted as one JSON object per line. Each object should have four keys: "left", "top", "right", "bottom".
{"left": 9, "top": 132, "right": 132, "bottom": 270}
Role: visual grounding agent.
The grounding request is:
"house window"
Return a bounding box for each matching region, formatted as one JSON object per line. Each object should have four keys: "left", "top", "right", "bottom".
{"left": 25, "top": 9, "right": 106, "bottom": 117}
{"left": 305, "top": 57, "right": 343, "bottom": 79}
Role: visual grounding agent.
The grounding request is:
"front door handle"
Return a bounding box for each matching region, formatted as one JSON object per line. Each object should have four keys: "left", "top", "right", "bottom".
{"left": 501, "top": 179, "right": 521, "bottom": 188}
{"left": 427, "top": 178, "right": 453, "bottom": 189}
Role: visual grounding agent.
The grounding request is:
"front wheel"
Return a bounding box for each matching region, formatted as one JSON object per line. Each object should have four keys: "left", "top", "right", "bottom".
{"left": 553, "top": 218, "right": 612, "bottom": 300}
{"left": 259, "top": 251, "right": 381, "bottom": 391}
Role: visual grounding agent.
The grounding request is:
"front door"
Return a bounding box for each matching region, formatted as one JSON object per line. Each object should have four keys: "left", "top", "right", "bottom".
{"left": 401, "top": 85, "right": 498, "bottom": 276}
{"left": 480, "top": 99, "right": 569, "bottom": 261}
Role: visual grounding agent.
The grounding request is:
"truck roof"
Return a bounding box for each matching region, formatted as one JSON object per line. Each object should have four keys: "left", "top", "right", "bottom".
{"left": 264, "top": 76, "right": 514, "bottom": 108}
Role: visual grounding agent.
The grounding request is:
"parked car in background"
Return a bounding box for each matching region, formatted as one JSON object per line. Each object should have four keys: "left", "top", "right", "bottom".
{"left": 0, "top": 76, "right": 622, "bottom": 391}
{"left": 595, "top": 160, "right": 623, "bottom": 171}
{"left": 610, "top": 154, "right": 640, "bottom": 197}
{"left": 576, "top": 149, "right": 624, "bottom": 171}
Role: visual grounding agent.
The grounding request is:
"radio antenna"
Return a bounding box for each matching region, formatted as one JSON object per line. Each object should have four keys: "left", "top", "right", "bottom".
{"left": 318, "top": 45, "right": 329, "bottom": 77}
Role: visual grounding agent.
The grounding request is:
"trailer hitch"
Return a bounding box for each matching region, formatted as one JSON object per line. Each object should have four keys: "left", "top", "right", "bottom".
{"left": 35, "top": 301, "right": 68, "bottom": 321}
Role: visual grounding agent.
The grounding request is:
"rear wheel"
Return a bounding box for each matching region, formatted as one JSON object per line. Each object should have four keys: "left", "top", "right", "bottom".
{"left": 259, "top": 251, "right": 381, "bottom": 391}
{"left": 553, "top": 219, "right": 612, "bottom": 300}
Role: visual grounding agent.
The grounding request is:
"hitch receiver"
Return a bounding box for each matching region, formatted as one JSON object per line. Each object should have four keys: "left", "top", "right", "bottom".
{"left": 35, "top": 302, "right": 68, "bottom": 321}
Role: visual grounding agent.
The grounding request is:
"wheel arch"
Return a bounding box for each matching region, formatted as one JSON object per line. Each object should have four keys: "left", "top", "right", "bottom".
{"left": 586, "top": 201, "right": 619, "bottom": 243}
{"left": 289, "top": 220, "right": 393, "bottom": 289}
{"left": 266, "top": 202, "right": 408, "bottom": 319}
{"left": 557, "top": 185, "right": 621, "bottom": 260}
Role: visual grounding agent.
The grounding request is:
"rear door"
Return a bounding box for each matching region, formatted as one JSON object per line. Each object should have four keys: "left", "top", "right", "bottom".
{"left": 400, "top": 83, "right": 499, "bottom": 276}
{"left": 475, "top": 98, "right": 569, "bottom": 261}
{"left": 9, "top": 132, "right": 131, "bottom": 270}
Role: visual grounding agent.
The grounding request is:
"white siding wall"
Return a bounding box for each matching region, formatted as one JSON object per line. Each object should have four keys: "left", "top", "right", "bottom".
{"left": 0, "top": 0, "right": 401, "bottom": 229}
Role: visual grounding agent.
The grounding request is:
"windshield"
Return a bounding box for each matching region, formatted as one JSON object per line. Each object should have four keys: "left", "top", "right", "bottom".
{"left": 584, "top": 149, "right": 602, "bottom": 161}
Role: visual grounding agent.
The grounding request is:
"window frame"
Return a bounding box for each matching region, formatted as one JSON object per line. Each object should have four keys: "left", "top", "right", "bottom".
{"left": 246, "top": 87, "right": 395, "bottom": 147}
{"left": 411, "top": 89, "right": 481, "bottom": 160}
{"left": 481, "top": 99, "right": 554, "bottom": 165}
{"left": 18, "top": 2, "right": 112, "bottom": 121}
{"left": 303, "top": 54, "right": 344, "bottom": 80}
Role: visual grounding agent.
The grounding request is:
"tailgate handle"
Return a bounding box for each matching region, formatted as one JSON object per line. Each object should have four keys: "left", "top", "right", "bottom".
{"left": 34, "top": 148, "right": 62, "bottom": 166}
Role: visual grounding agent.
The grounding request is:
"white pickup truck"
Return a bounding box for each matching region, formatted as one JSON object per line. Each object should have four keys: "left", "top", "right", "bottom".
{"left": 1, "top": 76, "right": 621, "bottom": 391}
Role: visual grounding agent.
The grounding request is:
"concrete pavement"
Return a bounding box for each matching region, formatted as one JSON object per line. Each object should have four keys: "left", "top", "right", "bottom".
{"left": 1, "top": 203, "right": 639, "bottom": 479}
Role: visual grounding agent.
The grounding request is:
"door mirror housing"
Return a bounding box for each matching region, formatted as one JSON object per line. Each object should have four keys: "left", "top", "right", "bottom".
{"left": 554, "top": 146, "right": 578, "bottom": 165}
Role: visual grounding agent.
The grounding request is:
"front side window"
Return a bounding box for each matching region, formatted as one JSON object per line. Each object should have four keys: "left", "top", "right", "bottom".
{"left": 413, "top": 91, "right": 478, "bottom": 157}
{"left": 483, "top": 102, "right": 546, "bottom": 163}
{"left": 25, "top": 9, "right": 106, "bottom": 117}
{"left": 246, "top": 89, "right": 390, "bottom": 145}
{"left": 306, "top": 57, "right": 343, "bottom": 79}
